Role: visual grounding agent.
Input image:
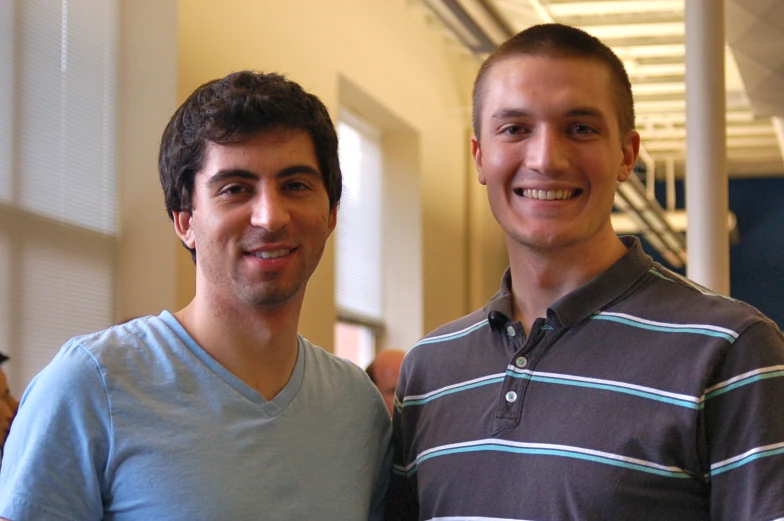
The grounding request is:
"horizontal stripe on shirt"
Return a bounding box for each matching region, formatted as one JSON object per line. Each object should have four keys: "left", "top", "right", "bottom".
{"left": 394, "top": 439, "right": 699, "bottom": 480}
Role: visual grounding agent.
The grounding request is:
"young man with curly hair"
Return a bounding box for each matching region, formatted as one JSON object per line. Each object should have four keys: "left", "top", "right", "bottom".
{"left": 0, "top": 71, "right": 391, "bottom": 521}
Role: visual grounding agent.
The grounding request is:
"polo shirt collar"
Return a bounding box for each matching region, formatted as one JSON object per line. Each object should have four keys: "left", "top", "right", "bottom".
{"left": 485, "top": 236, "right": 652, "bottom": 330}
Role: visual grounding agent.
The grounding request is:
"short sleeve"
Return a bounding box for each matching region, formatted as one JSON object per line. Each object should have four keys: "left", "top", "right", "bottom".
{"left": 705, "top": 319, "right": 784, "bottom": 521}
{"left": 0, "top": 340, "right": 111, "bottom": 521}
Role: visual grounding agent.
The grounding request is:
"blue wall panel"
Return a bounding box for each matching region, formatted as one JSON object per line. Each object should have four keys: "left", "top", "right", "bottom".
{"left": 634, "top": 178, "right": 784, "bottom": 328}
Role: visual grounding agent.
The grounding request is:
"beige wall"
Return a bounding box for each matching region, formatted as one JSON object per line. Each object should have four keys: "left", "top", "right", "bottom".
{"left": 117, "top": 0, "right": 179, "bottom": 322}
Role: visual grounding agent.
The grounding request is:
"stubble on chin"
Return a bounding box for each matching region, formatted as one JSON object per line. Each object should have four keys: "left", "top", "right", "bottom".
{"left": 232, "top": 267, "right": 311, "bottom": 310}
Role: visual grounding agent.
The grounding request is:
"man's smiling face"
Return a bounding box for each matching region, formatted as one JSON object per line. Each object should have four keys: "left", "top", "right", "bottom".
{"left": 173, "top": 129, "right": 336, "bottom": 311}
{"left": 473, "top": 55, "right": 639, "bottom": 256}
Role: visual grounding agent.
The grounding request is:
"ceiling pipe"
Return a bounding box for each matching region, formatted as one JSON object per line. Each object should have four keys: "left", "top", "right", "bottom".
{"left": 638, "top": 146, "right": 657, "bottom": 200}
{"left": 613, "top": 173, "right": 687, "bottom": 268}
{"left": 420, "top": 0, "right": 512, "bottom": 53}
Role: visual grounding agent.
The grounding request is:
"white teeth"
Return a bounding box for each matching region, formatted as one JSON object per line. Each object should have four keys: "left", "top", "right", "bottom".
{"left": 252, "top": 249, "right": 290, "bottom": 259}
{"left": 521, "top": 189, "right": 575, "bottom": 200}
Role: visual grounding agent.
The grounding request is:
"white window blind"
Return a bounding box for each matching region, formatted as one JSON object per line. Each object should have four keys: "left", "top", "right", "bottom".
{"left": 0, "top": 0, "right": 118, "bottom": 393}
{"left": 336, "top": 111, "right": 384, "bottom": 323}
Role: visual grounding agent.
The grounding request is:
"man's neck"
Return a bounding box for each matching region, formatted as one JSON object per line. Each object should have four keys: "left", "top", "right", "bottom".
{"left": 174, "top": 290, "right": 303, "bottom": 401}
{"left": 508, "top": 234, "right": 628, "bottom": 336}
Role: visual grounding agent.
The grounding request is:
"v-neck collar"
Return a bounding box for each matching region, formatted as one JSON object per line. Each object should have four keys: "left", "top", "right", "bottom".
{"left": 159, "top": 311, "right": 305, "bottom": 417}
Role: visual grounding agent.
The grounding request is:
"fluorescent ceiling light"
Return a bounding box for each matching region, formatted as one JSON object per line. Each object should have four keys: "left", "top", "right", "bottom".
{"left": 642, "top": 141, "right": 685, "bottom": 151}
{"left": 726, "top": 136, "right": 781, "bottom": 148}
{"left": 643, "top": 136, "right": 780, "bottom": 152}
{"left": 642, "top": 124, "right": 776, "bottom": 140}
{"left": 772, "top": 116, "right": 784, "bottom": 160}
{"left": 612, "top": 44, "right": 685, "bottom": 58}
{"left": 548, "top": 1, "right": 683, "bottom": 17}
{"left": 584, "top": 22, "right": 684, "bottom": 40}
{"left": 632, "top": 83, "right": 685, "bottom": 96}
{"left": 636, "top": 100, "right": 687, "bottom": 112}
{"left": 628, "top": 63, "right": 686, "bottom": 77}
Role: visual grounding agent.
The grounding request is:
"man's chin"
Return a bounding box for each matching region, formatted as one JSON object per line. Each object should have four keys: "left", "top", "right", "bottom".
{"left": 241, "top": 287, "right": 303, "bottom": 309}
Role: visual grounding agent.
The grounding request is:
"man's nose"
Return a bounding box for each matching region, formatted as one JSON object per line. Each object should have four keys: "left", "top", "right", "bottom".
{"left": 524, "top": 128, "right": 570, "bottom": 174}
{"left": 250, "top": 189, "right": 291, "bottom": 232}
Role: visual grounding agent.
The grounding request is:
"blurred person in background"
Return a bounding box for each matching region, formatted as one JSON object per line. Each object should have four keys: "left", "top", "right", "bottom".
{"left": 366, "top": 349, "right": 406, "bottom": 415}
{"left": 0, "top": 352, "right": 19, "bottom": 454}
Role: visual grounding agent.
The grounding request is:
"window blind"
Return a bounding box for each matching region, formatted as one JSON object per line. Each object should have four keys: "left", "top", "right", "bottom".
{"left": 0, "top": 0, "right": 118, "bottom": 393}
{"left": 335, "top": 111, "right": 384, "bottom": 323}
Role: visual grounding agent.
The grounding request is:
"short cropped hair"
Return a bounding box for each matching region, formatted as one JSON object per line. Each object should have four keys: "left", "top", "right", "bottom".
{"left": 158, "top": 71, "right": 342, "bottom": 260}
{"left": 472, "top": 23, "right": 635, "bottom": 140}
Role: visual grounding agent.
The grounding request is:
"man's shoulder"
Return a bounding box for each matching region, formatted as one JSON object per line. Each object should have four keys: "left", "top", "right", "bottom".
{"left": 67, "top": 313, "right": 176, "bottom": 360}
{"left": 37, "top": 314, "right": 179, "bottom": 390}
{"left": 298, "top": 336, "right": 389, "bottom": 419}
{"left": 399, "top": 308, "right": 492, "bottom": 372}
{"left": 417, "top": 307, "right": 490, "bottom": 348}
{"left": 641, "top": 264, "right": 773, "bottom": 330}
{"left": 299, "top": 336, "right": 376, "bottom": 387}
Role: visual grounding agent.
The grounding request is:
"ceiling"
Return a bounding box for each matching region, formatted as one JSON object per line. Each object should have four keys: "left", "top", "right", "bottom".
{"left": 420, "top": 0, "right": 784, "bottom": 180}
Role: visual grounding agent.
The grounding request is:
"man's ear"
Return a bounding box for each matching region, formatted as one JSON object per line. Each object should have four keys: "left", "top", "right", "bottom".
{"left": 472, "top": 135, "right": 487, "bottom": 185}
{"left": 618, "top": 130, "right": 641, "bottom": 183}
{"left": 327, "top": 205, "right": 338, "bottom": 237}
{"left": 172, "top": 210, "right": 195, "bottom": 249}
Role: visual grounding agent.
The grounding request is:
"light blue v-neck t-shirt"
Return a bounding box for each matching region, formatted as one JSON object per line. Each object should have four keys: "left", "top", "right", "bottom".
{"left": 0, "top": 312, "right": 391, "bottom": 520}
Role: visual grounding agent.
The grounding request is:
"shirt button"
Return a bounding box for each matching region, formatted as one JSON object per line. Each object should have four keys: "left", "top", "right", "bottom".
{"left": 515, "top": 356, "right": 528, "bottom": 368}
{"left": 506, "top": 326, "right": 516, "bottom": 337}
{"left": 505, "top": 391, "right": 518, "bottom": 403}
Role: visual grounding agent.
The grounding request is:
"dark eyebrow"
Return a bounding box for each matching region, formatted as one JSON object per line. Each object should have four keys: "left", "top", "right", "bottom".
{"left": 206, "top": 165, "right": 322, "bottom": 188}
{"left": 565, "top": 107, "right": 605, "bottom": 119}
{"left": 490, "top": 107, "right": 607, "bottom": 121}
{"left": 206, "top": 169, "right": 257, "bottom": 188}
{"left": 277, "top": 165, "right": 322, "bottom": 179}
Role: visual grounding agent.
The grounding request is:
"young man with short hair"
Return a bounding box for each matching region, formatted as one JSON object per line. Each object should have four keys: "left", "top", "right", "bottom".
{"left": 387, "top": 24, "right": 784, "bottom": 520}
{"left": 0, "top": 71, "right": 391, "bottom": 520}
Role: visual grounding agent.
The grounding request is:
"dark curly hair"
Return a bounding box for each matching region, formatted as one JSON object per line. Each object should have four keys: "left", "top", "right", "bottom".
{"left": 473, "top": 23, "right": 635, "bottom": 140}
{"left": 158, "top": 71, "right": 342, "bottom": 260}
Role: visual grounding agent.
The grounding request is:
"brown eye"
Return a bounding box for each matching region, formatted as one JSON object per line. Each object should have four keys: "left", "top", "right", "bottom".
{"left": 220, "top": 184, "right": 250, "bottom": 197}
{"left": 572, "top": 125, "right": 596, "bottom": 135}
{"left": 286, "top": 181, "right": 309, "bottom": 191}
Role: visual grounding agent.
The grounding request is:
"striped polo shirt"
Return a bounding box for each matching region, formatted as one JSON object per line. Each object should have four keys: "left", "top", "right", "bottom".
{"left": 386, "top": 237, "right": 784, "bottom": 521}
